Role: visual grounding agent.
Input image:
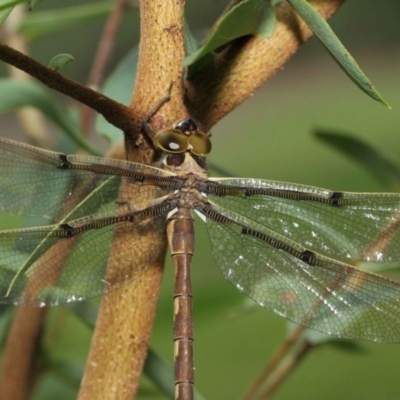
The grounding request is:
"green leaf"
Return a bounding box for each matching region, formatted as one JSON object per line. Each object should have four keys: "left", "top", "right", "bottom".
{"left": 95, "top": 47, "right": 138, "bottom": 144}
{"left": 183, "top": 0, "right": 277, "bottom": 70}
{"left": 183, "top": 16, "right": 199, "bottom": 56}
{"left": 0, "top": 6, "right": 13, "bottom": 25}
{"left": 144, "top": 349, "right": 175, "bottom": 400}
{"left": 0, "top": 79, "right": 101, "bottom": 155}
{"left": 1, "top": 174, "right": 121, "bottom": 303}
{"left": 286, "top": 0, "right": 389, "bottom": 107}
{"left": 287, "top": 322, "right": 365, "bottom": 351}
{"left": 45, "top": 355, "right": 84, "bottom": 389}
{"left": 314, "top": 129, "right": 400, "bottom": 188}
{"left": 66, "top": 301, "right": 205, "bottom": 399}
{"left": 144, "top": 348, "right": 205, "bottom": 400}
{"left": 328, "top": 339, "right": 366, "bottom": 353}
{"left": 48, "top": 53, "right": 75, "bottom": 71}
{"left": 0, "top": 0, "right": 26, "bottom": 11}
{"left": 19, "top": 2, "right": 135, "bottom": 41}
{"left": 357, "top": 261, "right": 400, "bottom": 274}
{"left": 65, "top": 301, "right": 98, "bottom": 329}
{"left": 0, "top": 306, "right": 13, "bottom": 346}
{"left": 28, "top": 0, "right": 42, "bottom": 8}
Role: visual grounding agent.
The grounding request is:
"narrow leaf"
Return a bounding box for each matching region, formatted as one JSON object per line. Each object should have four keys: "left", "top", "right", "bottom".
{"left": 0, "top": 306, "right": 12, "bottom": 345}
{"left": 286, "top": 0, "right": 389, "bottom": 107}
{"left": 183, "top": 17, "right": 199, "bottom": 56}
{"left": 0, "top": 6, "right": 13, "bottom": 25}
{"left": 0, "top": 79, "right": 100, "bottom": 155}
{"left": 314, "top": 129, "right": 400, "bottom": 188}
{"left": 45, "top": 355, "right": 84, "bottom": 389}
{"left": 28, "top": 0, "right": 42, "bottom": 8}
{"left": 95, "top": 47, "right": 138, "bottom": 143}
{"left": 144, "top": 348, "right": 205, "bottom": 400}
{"left": 144, "top": 349, "right": 175, "bottom": 400}
{"left": 67, "top": 302, "right": 206, "bottom": 399}
{"left": 66, "top": 302, "right": 98, "bottom": 329}
{"left": 357, "top": 261, "right": 400, "bottom": 274}
{"left": 183, "top": 0, "right": 277, "bottom": 68}
{"left": 0, "top": 0, "right": 25, "bottom": 11}
{"left": 19, "top": 2, "right": 133, "bottom": 41}
{"left": 287, "top": 322, "right": 365, "bottom": 351}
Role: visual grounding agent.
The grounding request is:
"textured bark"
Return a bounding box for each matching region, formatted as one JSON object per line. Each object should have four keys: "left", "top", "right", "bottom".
{"left": 78, "top": 1, "right": 189, "bottom": 399}
{"left": 188, "top": 0, "right": 346, "bottom": 130}
{"left": 0, "top": 1, "right": 346, "bottom": 399}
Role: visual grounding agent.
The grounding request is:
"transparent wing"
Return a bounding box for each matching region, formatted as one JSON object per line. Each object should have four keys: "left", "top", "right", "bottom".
{"left": 202, "top": 203, "right": 400, "bottom": 343}
{"left": 0, "top": 137, "right": 175, "bottom": 222}
{"left": 0, "top": 203, "right": 169, "bottom": 306}
{"left": 209, "top": 178, "right": 400, "bottom": 263}
{"left": 0, "top": 137, "right": 178, "bottom": 306}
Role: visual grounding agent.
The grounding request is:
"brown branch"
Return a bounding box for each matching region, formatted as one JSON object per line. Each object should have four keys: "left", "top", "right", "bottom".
{"left": 0, "top": 1, "right": 346, "bottom": 399}
{"left": 259, "top": 339, "right": 312, "bottom": 399}
{"left": 0, "top": 308, "right": 45, "bottom": 400}
{"left": 77, "top": 1, "right": 188, "bottom": 399}
{"left": 129, "top": 0, "right": 190, "bottom": 134}
{"left": 0, "top": 44, "right": 138, "bottom": 134}
{"left": 0, "top": 12, "right": 54, "bottom": 400}
{"left": 187, "top": 0, "right": 346, "bottom": 130}
{"left": 243, "top": 324, "right": 306, "bottom": 400}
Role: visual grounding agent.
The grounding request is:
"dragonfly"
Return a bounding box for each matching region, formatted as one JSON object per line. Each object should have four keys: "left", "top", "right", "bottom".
{"left": 1, "top": 117, "right": 400, "bottom": 400}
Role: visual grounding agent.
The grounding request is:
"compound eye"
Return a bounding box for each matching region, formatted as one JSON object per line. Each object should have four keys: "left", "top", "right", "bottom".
{"left": 174, "top": 118, "right": 198, "bottom": 134}
{"left": 154, "top": 129, "right": 188, "bottom": 153}
{"left": 188, "top": 131, "right": 212, "bottom": 156}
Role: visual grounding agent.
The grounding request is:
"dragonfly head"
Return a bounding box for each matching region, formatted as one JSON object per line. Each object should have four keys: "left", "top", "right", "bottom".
{"left": 153, "top": 118, "right": 212, "bottom": 158}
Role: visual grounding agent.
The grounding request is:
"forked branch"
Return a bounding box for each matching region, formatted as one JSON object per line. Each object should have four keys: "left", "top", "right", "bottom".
{"left": 188, "top": 0, "right": 346, "bottom": 129}
{"left": 0, "top": 1, "right": 346, "bottom": 399}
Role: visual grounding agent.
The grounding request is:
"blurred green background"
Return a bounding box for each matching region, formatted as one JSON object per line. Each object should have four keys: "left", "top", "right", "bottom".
{"left": 1, "top": 1, "right": 400, "bottom": 399}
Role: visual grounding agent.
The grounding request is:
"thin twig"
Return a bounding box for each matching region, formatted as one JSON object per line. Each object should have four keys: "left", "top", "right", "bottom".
{"left": 81, "top": 0, "right": 131, "bottom": 134}
{"left": 243, "top": 324, "right": 306, "bottom": 400}
{"left": 259, "top": 340, "right": 313, "bottom": 399}
{"left": 0, "top": 44, "right": 138, "bottom": 134}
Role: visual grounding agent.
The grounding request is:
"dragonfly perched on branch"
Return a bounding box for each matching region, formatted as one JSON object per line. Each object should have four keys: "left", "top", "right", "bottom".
{"left": 1, "top": 117, "right": 400, "bottom": 399}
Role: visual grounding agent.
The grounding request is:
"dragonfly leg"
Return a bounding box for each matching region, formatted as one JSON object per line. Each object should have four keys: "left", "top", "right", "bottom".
{"left": 142, "top": 81, "right": 175, "bottom": 139}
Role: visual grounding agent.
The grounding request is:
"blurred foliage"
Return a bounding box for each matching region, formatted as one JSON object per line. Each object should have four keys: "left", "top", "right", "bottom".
{"left": 0, "top": 1, "right": 400, "bottom": 400}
